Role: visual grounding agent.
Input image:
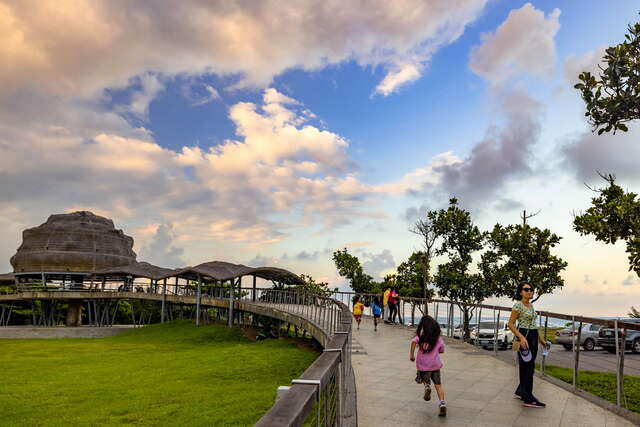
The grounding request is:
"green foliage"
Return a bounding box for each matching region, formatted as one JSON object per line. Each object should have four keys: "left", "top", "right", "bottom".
{"left": 573, "top": 174, "right": 640, "bottom": 276}
{"left": 575, "top": 18, "right": 640, "bottom": 134}
{"left": 430, "top": 198, "right": 489, "bottom": 304}
{"left": 0, "top": 321, "right": 318, "bottom": 425}
{"left": 332, "top": 248, "right": 376, "bottom": 294}
{"left": 292, "top": 274, "right": 334, "bottom": 297}
{"left": 395, "top": 251, "right": 435, "bottom": 299}
{"left": 428, "top": 199, "right": 489, "bottom": 340}
{"left": 480, "top": 222, "right": 567, "bottom": 302}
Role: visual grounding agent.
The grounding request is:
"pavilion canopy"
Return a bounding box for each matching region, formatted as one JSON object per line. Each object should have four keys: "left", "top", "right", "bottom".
{"left": 158, "top": 261, "right": 304, "bottom": 285}
{"left": 91, "top": 262, "right": 177, "bottom": 281}
{"left": 0, "top": 272, "right": 15, "bottom": 284}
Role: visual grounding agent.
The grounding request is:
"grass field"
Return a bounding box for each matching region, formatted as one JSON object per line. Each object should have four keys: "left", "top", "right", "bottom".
{"left": 543, "top": 364, "right": 640, "bottom": 414}
{"left": 0, "top": 321, "right": 319, "bottom": 426}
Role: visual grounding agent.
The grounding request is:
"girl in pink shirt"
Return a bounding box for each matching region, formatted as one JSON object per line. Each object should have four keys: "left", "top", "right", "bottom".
{"left": 410, "top": 315, "right": 447, "bottom": 417}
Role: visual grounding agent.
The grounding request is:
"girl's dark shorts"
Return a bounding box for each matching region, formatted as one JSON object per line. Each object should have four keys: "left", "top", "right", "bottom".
{"left": 417, "top": 370, "right": 441, "bottom": 385}
{"left": 373, "top": 314, "right": 381, "bottom": 319}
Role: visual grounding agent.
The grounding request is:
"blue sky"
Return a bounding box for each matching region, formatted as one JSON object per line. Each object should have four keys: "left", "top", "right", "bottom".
{"left": 1, "top": 0, "right": 640, "bottom": 316}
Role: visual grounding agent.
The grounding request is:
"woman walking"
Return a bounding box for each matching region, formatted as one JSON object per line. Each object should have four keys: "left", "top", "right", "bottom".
{"left": 507, "top": 281, "right": 549, "bottom": 408}
{"left": 410, "top": 315, "right": 447, "bottom": 417}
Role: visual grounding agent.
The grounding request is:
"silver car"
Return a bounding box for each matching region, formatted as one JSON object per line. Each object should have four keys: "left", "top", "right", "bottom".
{"left": 555, "top": 323, "right": 601, "bottom": 351}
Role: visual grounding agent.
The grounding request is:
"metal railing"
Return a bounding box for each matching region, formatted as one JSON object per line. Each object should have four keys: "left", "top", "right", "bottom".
{"left": 330, "top": 290, "right": 640, "bottom": 415}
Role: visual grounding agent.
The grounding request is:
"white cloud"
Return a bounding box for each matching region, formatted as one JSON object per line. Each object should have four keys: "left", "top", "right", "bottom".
{"left": 563, "top": 122, "right": 640, "bottom": 183}
{"left": 139, "top": 223, "right": 186, "bottom": 268}
{"left": 469, "top": 3, "right": 560, "bottom": 84}
{"left": 563, "top": 47, "right": 607, "bottom": 85}
{"left": 0, "top": 0, "right": 489, "bottom": 97}
{"left": 374, "top": 61, "right": 423, "bottom": 97}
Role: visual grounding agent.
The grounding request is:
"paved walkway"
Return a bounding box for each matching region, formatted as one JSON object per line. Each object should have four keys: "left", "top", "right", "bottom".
{"left": 352, "top": 321, "right": 635, "bottom": 426}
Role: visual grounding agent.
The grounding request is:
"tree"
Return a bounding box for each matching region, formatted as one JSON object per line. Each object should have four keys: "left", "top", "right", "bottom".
{"left": 629, "top": 306, "right": 640, "bottom": 318}
{"left": 395, "top": 252, "right": 435, "bottom": 319}
{"left": 293, "top": 274, "right": 333, "bottom": 297}
{"left": 573, "top": 174, "right": 640, "bottom": 276}
{"left": 575, "top": 18, "right": 640, "bottom": 134}
{"left": 429, "top": 198, "right": 492, "bottom": 341}
{"left": 332, "top": 248, "right": 376, "bottom": 294}
{"left": 480, "top": 217, "right": 567, "bottom": 302}
{"left": 410, "top": 215, "right": 438, "bottom": 301}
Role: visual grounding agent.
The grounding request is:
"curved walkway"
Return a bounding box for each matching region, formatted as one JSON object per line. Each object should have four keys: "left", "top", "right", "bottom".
{"left": 351, "top": 320, "right": 634, "bottom": 427}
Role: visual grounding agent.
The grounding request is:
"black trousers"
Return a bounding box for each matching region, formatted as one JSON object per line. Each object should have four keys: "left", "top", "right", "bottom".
{"left": 515, "top": 328, "right": 539, "bottom": 402}
{"left": 388, "top": 303, "right": 397, "bottom": 322}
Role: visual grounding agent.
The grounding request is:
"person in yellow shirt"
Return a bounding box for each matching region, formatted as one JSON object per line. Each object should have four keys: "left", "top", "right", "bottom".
{"left": 383, "top": 287, "right": 391, "bottom": 321}
{"left": 352, "top": 295, "right": 365, "bottom": 330}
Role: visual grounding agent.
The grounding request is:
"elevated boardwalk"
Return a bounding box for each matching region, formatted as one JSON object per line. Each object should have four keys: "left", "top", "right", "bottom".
{"left": 352, "top": 320, "right": 635, "bottom": 427}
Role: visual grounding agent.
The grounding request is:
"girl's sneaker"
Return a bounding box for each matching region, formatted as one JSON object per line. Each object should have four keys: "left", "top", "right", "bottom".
{"left": 438, "top": 402, "right": 447, "bottom": 417}
{"left": 423, "top": 384, "right": 431, "bottom": 401}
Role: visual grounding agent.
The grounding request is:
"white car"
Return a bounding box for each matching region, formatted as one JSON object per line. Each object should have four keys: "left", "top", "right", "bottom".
{"left": 470, "top": 321, "right": 514, "bottom": 350}
{"left": 453, "top": 323, "right": 477, "bottom": 340}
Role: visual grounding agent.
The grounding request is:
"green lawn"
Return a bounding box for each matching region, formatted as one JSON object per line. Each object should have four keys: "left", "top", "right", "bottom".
{"left": 0, "top": 321, "right": 319, "bottom": 426}
{"left": 542, "top": 364, "right": 640, "bottom": 414}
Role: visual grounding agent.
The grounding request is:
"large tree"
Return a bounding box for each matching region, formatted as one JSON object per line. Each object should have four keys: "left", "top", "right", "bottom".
{"left": 575, "top": 18, "right": 640, "bottom": 134}
{"left": 430, "top": 198, "right": 492, "bottom": 341}
{"left": 480, "top": 219, "right": 567, "bottom": 302}
{"left": 332, "top": 248, "right": 376, "bottom": 294}
{"left": 410, "top": 215, "right": 438, "bottom": 300}
{"left": 573, "top": 174, "right": 640, "bottom": 277}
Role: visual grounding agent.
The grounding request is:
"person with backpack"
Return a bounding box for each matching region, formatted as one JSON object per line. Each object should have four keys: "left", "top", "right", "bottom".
{"left": 410, "top": 315, "right": 447, "bottom": 417}
{"left": 383, "top": 286, "right": 391, "bottom": 320}
{"left": 371, "top": 296, "right": 382, "bottom": 331}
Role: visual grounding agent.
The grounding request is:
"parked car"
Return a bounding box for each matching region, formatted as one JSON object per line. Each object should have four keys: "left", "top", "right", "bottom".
{"left": 453, "top": 323, "right": 477, "bottom": 340}
{"left": 470, "top": 321, "right": 514, "bottom": 350}
{"left": 598, "top": 319, "right": 640, "bottom": 354}
{"left": 555, "top": 323, "right": 601, "bottom": 351}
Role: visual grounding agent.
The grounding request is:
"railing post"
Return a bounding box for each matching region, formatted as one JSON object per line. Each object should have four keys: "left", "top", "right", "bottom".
{"left": 493, "top": 310, "right": 500, "bottom": 356}
{"left": 571, "top": 316, "right": 576, "bottom": 387}
{"left": 574, "top": 320, "right": 582, "bottom": 389}
{"left": 252, "top": 275, "right": 256, "bottom": 302}
{"left": 476, "top": 305, "right": 482, "bottom": 348}
{"left": 541, "top": 315, "right": 549, "bottom": 376}
{"left": 614, "top": 319, "right": 623, "bottom": 407}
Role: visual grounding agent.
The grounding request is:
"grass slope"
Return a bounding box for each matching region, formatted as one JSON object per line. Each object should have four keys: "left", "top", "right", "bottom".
{"left": 0, "top": 321, "right": 318, "bottom": 426}
{"left": 543, "top": 364, "right": 640, "bottom": 414}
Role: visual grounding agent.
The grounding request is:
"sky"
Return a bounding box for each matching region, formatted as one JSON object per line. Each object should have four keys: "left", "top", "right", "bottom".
{"left": 1, "top": 0, "right": 639, "bottom": 316}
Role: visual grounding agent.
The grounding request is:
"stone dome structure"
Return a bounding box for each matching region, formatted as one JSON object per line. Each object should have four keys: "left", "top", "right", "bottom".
{"left": 10, "top": 211, "right": 137, "bottom": 274}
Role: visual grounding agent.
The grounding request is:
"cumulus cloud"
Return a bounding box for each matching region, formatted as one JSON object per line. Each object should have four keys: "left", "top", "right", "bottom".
{"left": 563, "top": 122, "right": 640, "bottom": 183}
{"left": 469, "top": 3, "right": 560, "bottom": 84}
{"left": 0, "top": 0, "right": 489, "bottom": 97}
{"left": 407, "top": 90, "right": 542, "bottom": 208}
{"left": 362, "top": 249, "right": 396, "bottom": 279}
{"left": 563, "top": 47, "right": 607, "bottom": 85}
{"left": 0, "top": 88, "right": 382, "bottom": 254}
{"left": 139, "top": 224, "right": 186, "bottom": 268}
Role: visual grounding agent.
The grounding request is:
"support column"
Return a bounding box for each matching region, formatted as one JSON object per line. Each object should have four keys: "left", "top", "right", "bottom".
{"left": 66, "top": 300, "right": 82, "bottom": 326}
{"left": 196, "top": 274, "right": 202, "bottom": 326}
{"left": 161, "top": 278, "right": 167, "bottom": 323}
{"left": 252, "top": 275, "right": 257, "bottom": 302}
{"left": 228, "top": 277, "right": 235, "bottom": 328}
